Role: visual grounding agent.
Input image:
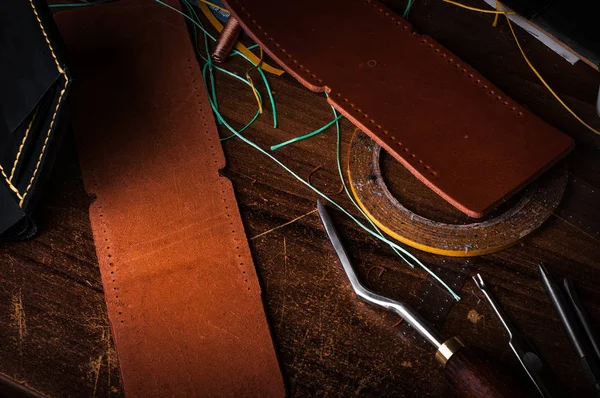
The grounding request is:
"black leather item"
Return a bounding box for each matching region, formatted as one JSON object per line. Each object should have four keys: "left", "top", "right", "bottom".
{"left": 0, "top": 0, "right": 71, "bottom": 239}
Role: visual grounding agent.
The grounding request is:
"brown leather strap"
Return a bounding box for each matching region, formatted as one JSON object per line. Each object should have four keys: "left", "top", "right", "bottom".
{"left": 222, "top": 0, "right": 573, "bottom": 218}
{"left": 55, "top": 1, "right": 284, "bottom": 396}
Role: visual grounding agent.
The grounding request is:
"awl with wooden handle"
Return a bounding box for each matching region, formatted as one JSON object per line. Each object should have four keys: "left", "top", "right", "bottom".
{"left": 317, "top": 199, "right": 529, "bottom": 397}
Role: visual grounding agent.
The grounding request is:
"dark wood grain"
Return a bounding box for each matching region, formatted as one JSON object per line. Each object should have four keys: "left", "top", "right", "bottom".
{"left": 1, "top": 0, "right": 600, "bottom": 396}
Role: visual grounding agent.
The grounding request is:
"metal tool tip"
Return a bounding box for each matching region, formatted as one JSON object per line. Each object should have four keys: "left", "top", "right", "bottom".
{"left": 472, "top": 273, "right": 485, "bottom": 289}
{"left": 538, "top": 263, "right": 551, "bottom": 281}
{"left": 563, "top": 277, "right": 573, "bottom": 291}
{"left": 538, "top": 263, "right": 557, "bottom": 295}
{"left": 317, "top": 199, "right": 327, "bottom": 216}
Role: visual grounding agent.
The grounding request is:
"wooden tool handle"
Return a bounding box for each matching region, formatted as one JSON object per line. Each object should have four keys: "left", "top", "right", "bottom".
{"left": 444, "top": 347, "right": 531, "bottom": 397}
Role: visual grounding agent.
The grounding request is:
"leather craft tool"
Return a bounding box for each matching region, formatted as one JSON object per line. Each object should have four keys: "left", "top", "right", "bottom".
{"left": 539, "top": 264, "right": 600, "bottom": 394}
{"left": 219, "top": 0, "right": 573, "bottom": 219}
{"left": 317, "top": 199, "right": 528, "bottom": 397}
{"left": 55, "top": 0, "right": 284, "bottom": 395}
{"left": 348, "top": 130, "right": 568, "bottom": 256}
{"left": 473, "top": 274, "right": 560, "bottom": 397}
{"left": 563, "top": 278, "right": 600, "bottom": 363}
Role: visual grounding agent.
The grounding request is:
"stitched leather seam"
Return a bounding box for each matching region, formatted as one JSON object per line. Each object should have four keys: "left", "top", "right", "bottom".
{"left": 19, "top": 84, "right": 69, "bottom": 207}
{"left": 9, "top": 107, "right": 39, "bottom": 183}
{"left": 190, "top": 57, "right": 251, "bottom": 287}
{"left": 0, "top": 166, "right": 23, "bottom": 199}
{"left": 94, "top": 195, "right": 123, "bottom": 324}
{"left": 417, "top": 39, "right": 523, "bottom": 116}
{"left": 18, "top": 0, "right": 71, "bottom": 207}
{"left": 334, "top": 92, "right": 438, "bottom": 176}
{"left": 19, "top": 0, "right": 71, "bottom": 207}
{"left": 220, "top": 179, "right": 252, "bottom": 290}
{"left": 0, "top": 0, "right": 71, "bottom": 208}
{"left": 230, "top": 0, "right": 438, "bottom": 177}
{"left": 230, "top": 0, "right": 529, "bottom": 178}
{"left": 363, "top": 0, "right": 524, "bottom": 116}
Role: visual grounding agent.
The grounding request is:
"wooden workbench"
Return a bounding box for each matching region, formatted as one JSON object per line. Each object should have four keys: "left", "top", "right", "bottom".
{"left": 1, "top": 0, "right": 599, "bottom": 396}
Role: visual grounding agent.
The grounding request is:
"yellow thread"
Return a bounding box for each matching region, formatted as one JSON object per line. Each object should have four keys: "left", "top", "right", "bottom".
{"left": 9, "top": 108, "right": 39, "bottom": 182}
{"left": 1, "top": 0, "right": 67, "bottom": 204}
{"left": 198, "top": 0, "right": 229, "bottom": 14}
{"left": 245, "top": 47, "right": 264, "bottom": 113}
{"left": 246, "top": 75, "right": 263, "bottom": 114}
{"left": 447, "top": 0, "right": 600, "bottom": 136}
{"left": 28, "top": 0, "right": 62, "bottom": 71}
{"left": 502, "top": 10, "right": 600, "bottom": 136}
{"left": 0, "top": 165, "right": 23, "bottom": 199}
{"left": 20, "top": 86, "right": 68, "bottom": 207}
{"left": 443, "top": 0, "right": 515, "bottom": 14}
{"left": 198, "top": 3, "right": 285, "bottom": 76}
{"left": 492, "top": 0, "right": 499, "bottom": 26}
{"left": 16, "top": 0, "right": 70, "bottom": 207}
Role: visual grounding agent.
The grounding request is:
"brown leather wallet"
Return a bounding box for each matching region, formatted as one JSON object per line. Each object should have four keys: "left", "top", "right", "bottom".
{"left": 55, "top": 1, "right": 284, "bottom": 396}
{"left": 222, "top": 0, "right": 573, "bottom": 218}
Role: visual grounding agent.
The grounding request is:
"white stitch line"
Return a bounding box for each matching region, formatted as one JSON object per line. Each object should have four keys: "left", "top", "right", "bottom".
{"left": 9, "top": 107, "right": 39, "bottom": 182}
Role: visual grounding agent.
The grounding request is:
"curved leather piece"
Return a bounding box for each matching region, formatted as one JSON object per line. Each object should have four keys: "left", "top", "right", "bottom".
{"left": 55, "top": 1, "right": 284, "bottom": 396}
{"left": 222, "top": 0, "right": 573, "bottom": 218}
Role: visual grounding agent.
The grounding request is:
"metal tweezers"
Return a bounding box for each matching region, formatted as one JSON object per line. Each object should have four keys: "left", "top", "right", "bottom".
{"left": 473, "top": 274, "right": 560, "bottom": 397}
{"left": 539, "top": 264, "right": 600, "bottom": 394}
{"left": 476, "top": 267, "right": 600, "bottom": 396}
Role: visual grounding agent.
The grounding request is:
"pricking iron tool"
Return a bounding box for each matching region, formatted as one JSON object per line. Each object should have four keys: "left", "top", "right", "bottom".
{"left": 317, "top": 200, "right": 527, "bottom": 397}
{"left": 473, "top": 274, "right": 560, "bottom": 397}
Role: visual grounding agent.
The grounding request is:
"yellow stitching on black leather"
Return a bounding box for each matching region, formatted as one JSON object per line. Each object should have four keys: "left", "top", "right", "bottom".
{"left": 0, "top": 165, "right": 24, "bottom": 199}
{"left": 0, "top": 0, "right": 68, "bottom": 204}
{"left": 28, "top": 0, "right": 64, "bottom": 74}
{"left": 20, "top": 84, "right": 68, "bottom": 207}
{"left": 9, "top": 107, "right": 39, "bottom": 183}
{"left": 16, "top": 0, "right": 71, "bottom": 208}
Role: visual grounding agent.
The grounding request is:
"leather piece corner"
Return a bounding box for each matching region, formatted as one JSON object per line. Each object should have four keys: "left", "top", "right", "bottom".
{"left": 222, "top": 0, "right": 573, "bottom": 218}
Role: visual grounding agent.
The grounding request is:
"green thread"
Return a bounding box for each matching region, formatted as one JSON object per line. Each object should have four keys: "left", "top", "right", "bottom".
{"left": 209, "top": 99, "right": 460, "bottom": 301}
{"left": 49, "top": 0, "right": 115, "bottom": 8}
{"left": 270, "top": 114, "right": 343, "bottom": 151}
{"left": 403, "top": 0, "right": 415, "bottom": 18}
{"left": 203, "top": 63, "right": 262, "bottom": 137}
{"left": 327, "top": 96, "right": 461, "bottom": 299}
{"left": 156, "top": 0, "right": 216, "bottom": 41}
{"left": 328, "top": 95, "right": 415, "bottom": 268}
{"left": 181, "top": 0, "right": 277, "bottom": 128}
{"left": 156, "top": 0, "right": 461, "bottom": 301}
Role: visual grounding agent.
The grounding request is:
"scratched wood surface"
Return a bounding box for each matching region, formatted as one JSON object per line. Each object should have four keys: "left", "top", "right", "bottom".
{"left": 1, "top": 0, "right": 600, "bottom": 396}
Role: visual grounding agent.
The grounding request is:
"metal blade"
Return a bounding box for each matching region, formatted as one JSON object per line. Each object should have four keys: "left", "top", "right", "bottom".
{"left": 317, "top": 199, "right": 364, "bottom": 295}
{"left": 316, "top": 199, "right": 443, "bottom": 349}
